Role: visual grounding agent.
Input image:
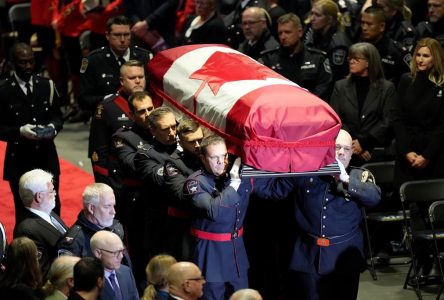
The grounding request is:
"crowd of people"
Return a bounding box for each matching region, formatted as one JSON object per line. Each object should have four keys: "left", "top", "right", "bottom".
{"left": 0, "top": 0, "right": 443, "bottom": 299}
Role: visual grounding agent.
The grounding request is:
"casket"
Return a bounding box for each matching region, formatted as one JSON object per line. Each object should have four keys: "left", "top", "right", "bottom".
{"left": 147, "top": 44, "right": 341, "bottom": 173}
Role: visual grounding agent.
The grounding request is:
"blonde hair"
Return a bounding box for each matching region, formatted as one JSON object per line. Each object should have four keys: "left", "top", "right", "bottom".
{"left": 381, "top": 0, "right": 412, "bottom": 21}
{"left": 411, "top": 38, "right": 444, "bottom": 86}
{"left": 141, "top": 254, "right": 177, "bottom": 300}
{"left": 311, "top": 0, "right": 344, "bottom": 30}
{"left": 42, "top": 256, "right": 80, "bottom": 296}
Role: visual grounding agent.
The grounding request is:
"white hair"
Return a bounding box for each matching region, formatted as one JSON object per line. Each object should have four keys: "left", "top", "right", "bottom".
{"left": 19, "top": 169, "right": 54, "bottom": 207}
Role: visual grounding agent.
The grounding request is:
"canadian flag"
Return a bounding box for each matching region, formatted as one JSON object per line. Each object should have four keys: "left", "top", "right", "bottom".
{"left": 147, "top": 44, "right": 341, "bottom": 173}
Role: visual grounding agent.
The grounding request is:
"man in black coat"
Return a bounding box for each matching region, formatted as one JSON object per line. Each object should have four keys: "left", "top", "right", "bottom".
{"left": 167, "top": 262, "right": 206, "bottom": 300}
{"left": 0, "top": 43, "right": 63, "bottom": 224}
{"left": 78, "top": 15, "right": 152, "bottom": 115}
{"left": 14, "top": 169, "right": 68, "bottom": 277}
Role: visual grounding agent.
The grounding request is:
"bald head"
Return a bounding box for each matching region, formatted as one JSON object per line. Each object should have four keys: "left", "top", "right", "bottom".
{"left": 90, "top": 230, "right": 122, "bottom": 252}
{"left": 335, "top": 129, "right": 353, "bottom": 168}
{"left": 167, "top": 262, "right": 205, "bottom": 300}
{"left": 230, "top": 289, "right": 263, "bottom": 300}
{"left": 90, "top": 231, "right": 125, "bottom": 271}
{"left": 242, "top": 7, "right": 268, "bottom": 42}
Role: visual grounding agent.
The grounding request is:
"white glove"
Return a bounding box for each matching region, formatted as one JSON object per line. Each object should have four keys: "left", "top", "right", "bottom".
{"left": 337, "top": 158, "right": 349, "bottom": 183}
{"left": 229, "top": 157, "right": 242, "bottom": 191}
{"left": 20, "top": 124, "right": 38, "bottom": 140}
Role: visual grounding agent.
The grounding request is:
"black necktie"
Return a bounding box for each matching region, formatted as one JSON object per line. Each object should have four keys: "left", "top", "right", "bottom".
{"left": 109, "top": 273, "right": 123, "bottom": 300}
{"left": 118, "top": 56, "right": 126, "bottom": 66}
{"left": 25, "top": 81, "right": 32, "bottom": 98}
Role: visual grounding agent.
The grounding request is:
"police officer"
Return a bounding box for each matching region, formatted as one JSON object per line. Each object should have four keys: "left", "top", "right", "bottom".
{"left": 0, "top": 43, "right": 63, "bottom": 224}
{"left": 78, "top": 15, "right": 152, "bottom": 115}
{"left": 238, "top": 7, "right": 279, "bottom": 61}
{"left": 416, "top": 0, "right": 444, "bottom": 48}
{"left": 287, "top": 130, "right": 381, "bottom": 300}
{"left": 304, "top": 0, "right": 351, "bottom": 82}
{"left": 163, "top": 118, "right": 204, "bottom": 261}
{"left": 111, "top": 90, "right": 154, "bottom": 286}
{"left": 260, "top": 13, "right": 332, "bottom": 101}
{"left": 183, "top": 135, "right": 295, "bottom": 300}
{"left": 133, "top": 107, "right": 180, "bottom": 260}
{"left": 88, "top": 60, "right": 146, "bottom": 213}
{"left": 360, "top": 6, "right": 411, "bottom": 85}
{"left": 338, "top": 0, "right": 366, "bottom": 42}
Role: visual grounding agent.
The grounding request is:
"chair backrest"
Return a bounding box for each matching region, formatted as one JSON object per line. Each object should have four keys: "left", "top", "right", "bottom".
{"left": 0, "top": 222, "right": 6, "bottom": 262}
{"left": 8, "top": 3, "right": 31, "bottom": 28}
{"left": 362, "top": 161, "right": 395, "bottom": 186}
{"left": 400, "top": 179, "right": 444, "bottom": 204}
{"left": 429, "top": 200, "right": 444, "bottom": 224}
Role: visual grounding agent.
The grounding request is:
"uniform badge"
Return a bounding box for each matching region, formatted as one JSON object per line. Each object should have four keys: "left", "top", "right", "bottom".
{"left": 95, "top": 104, "right": 104, "bottom": 119}
{"left": 165, "top": 162, "right": 179, "bottom": 177}
{"left": 185, "top": 180, "right": 199, "bottom": 194}
{"left": 113, "top": 137, "right": 123, "bottom": 148}
{"left": 323, "top": 58, "right": 331, "bottom": 74}
{"left": 92, "top": 151, "right": 99, "bottom": 162}
{"left": 437, "top": 89, "right": 442, "bottom": 98}
{"left": 403, "top": 53, "right": 412, "bottom": 67}
{"left": 80, "top": 58, "right": 88, "bottom": 73}
{"left": 157, "top": 167, "right": 164, "bottom": 176}
{"left": 332, "top": 49, "right": 346, "bottom": 65}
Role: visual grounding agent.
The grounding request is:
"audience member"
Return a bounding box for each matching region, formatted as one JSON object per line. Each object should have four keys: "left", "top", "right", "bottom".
{"left": 375, "top": 0, "right": 416, "bottom": 50}
{"left": 42, "top": 256, "right": 81, "bottom": 300}
{"left": 167, "top": 262, "right": 206, "bottom": 300}
{"left": 134, "top": 107, "right": 180, "bottom": 260}
{"left": 287, "top": 129, "right": 380, "bottom": 300}
{"left": 141, "top": 254, "right": 177, "bottom": 300}
{"left": 182, "top": 0, "right": 228, "bottom": 45}
{"left": 78, "top": 15, "right": 151, "bottom": 115}
{"left": 0, "top": 43, "right": 63, "bottom": 224}
{"left": 330, "top": 42, "right": 396, "bottom": 165}
{"left": 88, "top": 60, "right": 145, "bottom": 209}
{"left": 360, "top": 6, "right": 411, "bottom": 85}
{"left": 183, "top": 135, "right": 294, "bottom": 300}
{"left": 415, "top": 0, "right": 444, "bottom": 47}
{"left": 0, "top": 237, "right": 44, "bottom": 300}
{"left": 112, "top": 91, "right": 154, "bottom": 285}
{"left": 259, "top": 12, "right": 332, "bottom": 100}
{"left": 163, "top": 119, "right": 204, "bottom": 261}
{"left": 90, "top": 231, "right": 138, "bottom": 300}
{"left": 57, "top": 183, "right": 125, "bottom": 258}
{"left": 266, "top": 0, "right": 287, "bottom": 40}
{"left": 304, "top": 0, "right": 351, "bottom": 81}
{"left": 14, "top": 169, "right": 68, "bottom": 277}
{"left": 68, "top": 257, "right": 104, "bottom": 300}
{"left": 229, "top": 289, "right": 263, "bottom": 300}
{"left": 238, "top": 7, "right": 279, "bottom": 60}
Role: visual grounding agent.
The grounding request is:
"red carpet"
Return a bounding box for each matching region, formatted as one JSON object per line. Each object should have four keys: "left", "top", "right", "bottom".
{"left": 0, "top": 141, "right": 93, "bottom": 242}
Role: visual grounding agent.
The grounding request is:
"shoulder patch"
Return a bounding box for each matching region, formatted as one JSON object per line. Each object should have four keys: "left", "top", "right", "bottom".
{"left": 165, "top": 161, "right": 179, "bottom": 177}
{"left": 113, "top": 137, "right": 124, "bottom": 148}
{"left": 80, "top": 58, "right": 88, "bottom": 73}
{"left": 157, "top": 167, "right": 164, "bottom": 176}
{"left": 323, "top": 58, "right": 332, "bottom": 73}
{"left": 403, "top": 53, "right": 412, "bottom": 67}
{"left": 332, "top": 49, "right": 346, "bottom": 65}
{"left": 92, "top": 151, "right": 99, "bottom": 162}
{"left": 95, "top": 104, "right": 104, "bottom": 119}
{"left": 185, "top": 179, "right": 200, "bottom": 195}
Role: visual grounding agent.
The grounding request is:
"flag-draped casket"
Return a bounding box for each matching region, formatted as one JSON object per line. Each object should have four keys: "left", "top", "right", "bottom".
{"left": 147, "top": 44, "right": 341, "bottom": 173}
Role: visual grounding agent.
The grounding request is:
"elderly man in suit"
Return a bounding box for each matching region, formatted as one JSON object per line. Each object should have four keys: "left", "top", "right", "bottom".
{"left": 167, "top": 262, "right": 206, "bottom": 300}
{"left": 90, "top": 230, "right": 138, "bottom": 300}
{"left": 14, "top": 169, "right": 68, "bottom": 277}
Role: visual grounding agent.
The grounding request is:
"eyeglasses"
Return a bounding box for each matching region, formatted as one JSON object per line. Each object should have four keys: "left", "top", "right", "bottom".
{"left": 187, "top": 275, "right": 205, "bottom": 281}
{"left": 35, "top": 189, "right": 56, "bottom": 197}
{"left": 335, "top": 144, "right": 352, "bottom": 152}
{"left": 347, "top": 56, "right": 368, "bottom": 62}
{"left": 99, "top": 247, "right": 126, "bottom": 257}
{"left": 110, "top": 33, "right": 131, "bottom": 39}
{"left": 241, "top": 20, "right": 263, "bottom": 27}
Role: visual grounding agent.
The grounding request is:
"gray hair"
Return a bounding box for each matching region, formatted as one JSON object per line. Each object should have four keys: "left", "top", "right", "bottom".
{"left": 19, "top": 169, "right": 54, "bottom": 207}
{"left": 82, "top": 183, "right": 114, "bottom": 208}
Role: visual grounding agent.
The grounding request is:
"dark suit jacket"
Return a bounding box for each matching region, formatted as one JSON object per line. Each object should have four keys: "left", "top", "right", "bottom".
{"left": 0, "top": 74, "right": 63, "bottom": 181}
{"left": 14, "top": 209, "right": 68, "bottom": 276}
{"left": 99, "top": 265, "right": 139, "bottom": 300}
{"left": 183, "top": 12, "right": 228, "bottom": 45}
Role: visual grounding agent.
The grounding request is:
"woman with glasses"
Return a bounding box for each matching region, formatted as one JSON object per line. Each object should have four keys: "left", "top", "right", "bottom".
{"left": 0, "top": 237, "right": 44, "bottom": 299}
{"left": 141, "top": 254, "right": 177, "bottom": 300}
{"left": 330, "top": 42, "right": 396, "bottom": 166}
{"left": 304, "top": 0, "right": 351, "bottom": 82}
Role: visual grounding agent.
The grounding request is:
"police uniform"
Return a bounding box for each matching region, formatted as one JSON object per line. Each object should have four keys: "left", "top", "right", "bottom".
{"left": 183, "top": 169, "right": 294, "bottom": 300}
{"left": 163, "top": 151, "right": 201, "bottom": 261}
{"left": 416, "top": 20, "right": 444, "bottom": 48}
{"left": 112, "top": 125, "right": 152, "bottom": 285}
{"left": 259, "top": 46, "right": 332, "bottom": 101}
{"left": 238, "top": 29, "right": 279, "bottom": 61}
{"left": 133, "top": 139, "right": 181, "bottom": 259}
{"left": 289, "top": 168, "right": 381, "bottom": 300}
{"left": 78, "top": 45, "right": 152, "bottom": 113}
{"left": 0, "top": 74, "right": 63, "bottom": 223}
{"left": 304, "top": 26, "right": 351, "bottom": 82}
{"left": 88, "top": 90, "right": 134, "bottom": 207}
{"left": 338, "top": 0, "right": 365, "bottom": 42}
{"left": 373, "top": 35, "right": 411, "bottom": 86}
{"left": 386, "top": 13, "right": 416, "bottom": 51}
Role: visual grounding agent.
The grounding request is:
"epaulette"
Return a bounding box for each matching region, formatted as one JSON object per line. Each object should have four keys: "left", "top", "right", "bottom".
{"left": 400, "top": 20, "right": 414, "bottom": 33}
{"left": 103, "top": 93, "right": 118, "bottom": 103}
{"left": 350, "top": 167, "right": 376, "bottom": 183}
{"left": 87, "top": 46, "right": 107, "bottom": 57}
{"left": 306, "top": 47, "right": 326, "bottom": 56}
{"left": 260, "top": 47, "right": 280, "bottom": 56}
{"left": 133, "top": 46, "right": 154, "bottom": 59}
{"left": 392, "top": 40, "right": 409, "bottom": 53}
{"left": 60, "top": 225, "right": 82, "bottom": 245}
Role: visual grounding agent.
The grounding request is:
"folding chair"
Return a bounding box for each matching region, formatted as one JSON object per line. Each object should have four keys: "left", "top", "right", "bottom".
{"left": 362, "top": 161, "right": 408, "bottom": 280}
{"left": 400, "top": 179, "right": 444, "bottom": 300}
{"left": 429, "top": 200, "right": 444, "bottom": 300}
{"left": 8, "top": 2, "right": 31, "bottom": 41}
{"left": 0, "top": 221, "right": 6, "bottom": 265}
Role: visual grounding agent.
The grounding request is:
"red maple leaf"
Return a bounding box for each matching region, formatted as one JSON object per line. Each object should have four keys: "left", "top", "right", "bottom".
{"left": 188, "top": 51, "right": 282, "bottom": 113}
